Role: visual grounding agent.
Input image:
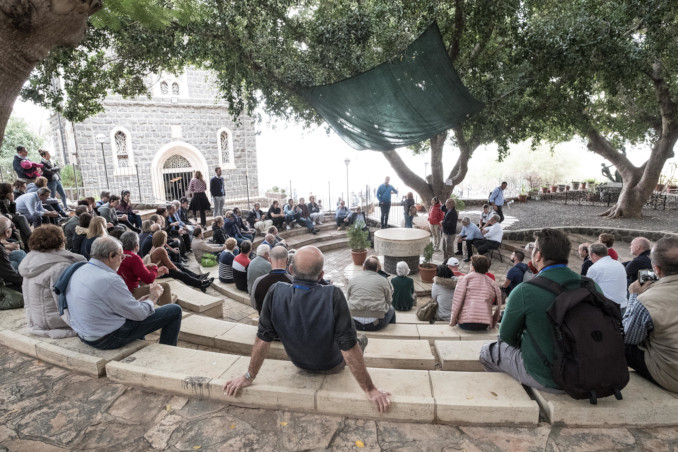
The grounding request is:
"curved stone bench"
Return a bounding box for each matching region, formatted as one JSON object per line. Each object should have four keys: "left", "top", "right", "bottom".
{"left": 361, "top": 323, "right": 498, "bottom": 342}
{"left": 165, "top": 279, "right": 225, "bottom": 318}
{"left": 0, "top": 327, "right": 147, "bottom": 377}
{"left": 530, "top": 373, "right": 678, "bottom": 427}
{"left": 178, "top": 315, "right": 437, "bottom": 370}
{"left": 105, "top": 343, "right": 539, "bottom": 425}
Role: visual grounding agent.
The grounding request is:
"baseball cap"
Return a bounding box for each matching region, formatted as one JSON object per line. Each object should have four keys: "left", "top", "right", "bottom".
{"left": 446, "top": 258, "right": 460, "bottom": 266}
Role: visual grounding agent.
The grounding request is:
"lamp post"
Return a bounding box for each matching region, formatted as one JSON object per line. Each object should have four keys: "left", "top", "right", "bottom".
{"left": 96, "top": 133, "right": 110, "bottom": 190}
{"left": 344, "top": 158, "right": 350, "bottom": 207}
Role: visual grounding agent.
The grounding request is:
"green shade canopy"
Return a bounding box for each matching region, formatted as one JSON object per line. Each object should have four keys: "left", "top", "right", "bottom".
{"left": 301, "top": 23, "right": 484, "bottom": 151}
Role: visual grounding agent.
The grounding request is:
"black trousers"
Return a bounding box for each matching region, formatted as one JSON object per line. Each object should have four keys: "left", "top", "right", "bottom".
{"left": 380, "top": 202, "right": 391, "bottom": 228}
{"left": 625, "top": 344, "right": 657, "bottom": 384}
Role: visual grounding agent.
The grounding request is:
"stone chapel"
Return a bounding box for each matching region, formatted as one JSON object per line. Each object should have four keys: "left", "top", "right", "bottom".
{"left": 50, "top": 68, "right": 259, "bottom": 204}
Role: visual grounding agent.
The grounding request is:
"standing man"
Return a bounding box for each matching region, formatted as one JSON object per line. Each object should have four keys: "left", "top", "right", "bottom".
{"left": 587, "top": 243, "right": 628, "bottom": 310}
{"left": 210, "top": 167, "right": 226, "bottom": 218}
{"left": 13, "top": 146, "right": 43, "bottom": 182}
{"left": 376, "top": 176, "right": 398, "bottom": 229}
{"left": 489, "top": 181, "right": 508, "bottom": 223}
{"left": 223, "top": 246, "right": 391, "bottom": 413}
{"left": 441, "top": 198, "right": 458, "bottom": 262}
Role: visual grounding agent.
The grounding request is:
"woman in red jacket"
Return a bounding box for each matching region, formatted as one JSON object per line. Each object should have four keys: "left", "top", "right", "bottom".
{"left": 450, "top": 255, "right": 502, "bottom": 331}
{"left": 117, "top": 231, "right": 175, "bottom": 305}
{"left": 428, "top": 197, "right": 444, "bottom": 251}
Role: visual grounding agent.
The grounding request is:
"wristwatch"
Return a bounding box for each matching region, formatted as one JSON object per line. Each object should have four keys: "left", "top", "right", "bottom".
{"left": 244, "top": 371, "right": 253, "bottom": 381}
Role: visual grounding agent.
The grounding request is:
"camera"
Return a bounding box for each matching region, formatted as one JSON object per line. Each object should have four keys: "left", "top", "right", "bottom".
{"left": 638, "top": 269, "right": 659, "bottom": 284}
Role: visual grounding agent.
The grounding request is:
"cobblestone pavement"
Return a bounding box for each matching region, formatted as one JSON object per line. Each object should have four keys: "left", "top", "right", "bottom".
{"left": 2, "top": 347, "right": 678, "bottom": 451}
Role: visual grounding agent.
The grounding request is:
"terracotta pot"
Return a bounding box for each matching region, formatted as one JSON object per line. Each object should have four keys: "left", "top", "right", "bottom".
{"left": 580, "top": 182, "right": 587, "bottom": 189}
{"left": 415, "top": 204, "right": 426, "bottom": 212}
{"left": 418, "top": 264, "right": 437, "bottom": 283}
{"left": 351, "top": 249, "right": 368, "bottom": 266}
{"left": 550, "top": 185, "right": 558, "bottom": 192}
{"left": 656, "top": 184, "right": 665, "bottom": 192}
{"left": 518, "top": 194, "right": 528, "bottom": 203}
{"left": 541, "top": 187, "right": 549, "bottom": 194}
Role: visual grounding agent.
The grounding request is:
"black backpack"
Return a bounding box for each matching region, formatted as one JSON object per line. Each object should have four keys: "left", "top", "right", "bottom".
{"left": 525, "top": 276, "right": 629, "bottom": 404}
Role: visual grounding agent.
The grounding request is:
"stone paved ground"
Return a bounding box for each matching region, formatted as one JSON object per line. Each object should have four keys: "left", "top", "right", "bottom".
{"left": 3, "top": 347, "right": 678, "bottom": 451}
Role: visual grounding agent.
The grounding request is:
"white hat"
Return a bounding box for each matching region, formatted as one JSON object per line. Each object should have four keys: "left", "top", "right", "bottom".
{"left": 446, "top": 258, "right": 460, "bottom": 266}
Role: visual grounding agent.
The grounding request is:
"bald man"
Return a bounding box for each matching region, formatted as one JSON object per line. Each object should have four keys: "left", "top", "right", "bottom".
{"left": 624, "top": 237, "right": 652, "bottom": 285}
{"left": 223, "top": 246, "right": 392, "bottom": 413}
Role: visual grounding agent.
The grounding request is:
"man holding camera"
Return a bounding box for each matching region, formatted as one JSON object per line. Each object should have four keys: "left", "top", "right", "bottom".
{"left": 623, "top": 236, "right": 678, "bottom": 393}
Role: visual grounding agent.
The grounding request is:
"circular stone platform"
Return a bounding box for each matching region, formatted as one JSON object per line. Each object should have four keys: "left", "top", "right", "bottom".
{"left": 374, "top": 228, "right": 431, "bottom": 274}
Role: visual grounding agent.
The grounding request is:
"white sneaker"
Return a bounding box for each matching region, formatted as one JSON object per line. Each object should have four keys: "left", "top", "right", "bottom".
{"left": 286, "top": 225, "right": 291, "bottom": 230}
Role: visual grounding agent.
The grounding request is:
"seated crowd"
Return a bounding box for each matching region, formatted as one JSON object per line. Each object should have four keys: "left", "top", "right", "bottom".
{"left": 4, "top": 150, "right": 678, "bottom": 413}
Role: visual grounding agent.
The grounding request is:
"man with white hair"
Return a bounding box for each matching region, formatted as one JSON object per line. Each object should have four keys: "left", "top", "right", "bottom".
{"left": 587, "top": 242, "right": 628, "bottom": 310}
{"left": 247, "top": 244, "right": 272, "bottom": 294}
{"left": 475, "top": 215, "right": 503, "bottom": 255}
{"left": 624, "top": 237, "right": 652, "bottom": 285}
{"left": 64, "top": 236, "right": 182, "bottom": 349}
{"left": 456, "top": 216, "right": 484, "bottom": 262}
{"left": 250, "top": 246, "right": 293, "bottom": 313}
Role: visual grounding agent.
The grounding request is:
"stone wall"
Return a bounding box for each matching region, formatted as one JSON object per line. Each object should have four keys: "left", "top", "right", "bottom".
{"left": 502, "top": 227, "right": 678, "bottom": 244}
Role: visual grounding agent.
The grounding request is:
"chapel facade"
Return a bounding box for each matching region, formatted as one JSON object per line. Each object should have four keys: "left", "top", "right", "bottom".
{"left": 50, "top": 68, "right": 259, "bottom": 204}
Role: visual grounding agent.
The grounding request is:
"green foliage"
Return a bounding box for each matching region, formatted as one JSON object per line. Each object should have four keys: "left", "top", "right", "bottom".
{"left": 346, "top": 223, "right": 370, "bottom": 251}
{"left": 422, "top": 242, "right": 434, "bottom": 265}
{"left": 0, "top": 116, "right": 43, "bottom": 158}
{"left": 60, "top": 165, "right": 82, "bottom": 191}
{"left": 449, "top": 194, "right": 465, "bottom": 211}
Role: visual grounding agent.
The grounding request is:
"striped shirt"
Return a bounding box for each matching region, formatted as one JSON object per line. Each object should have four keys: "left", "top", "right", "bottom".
{"left": 218, "top": 250, "right": 235, "bottom": 283}
{"left": 623, "top": 293, "right": 654, "bottom": 345}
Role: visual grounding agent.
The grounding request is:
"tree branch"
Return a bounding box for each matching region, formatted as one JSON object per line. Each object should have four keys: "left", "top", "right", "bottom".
{"left": 447, "top": 0, "right": 465, "bottom": 62}
{"left": 449, "top": 127, "right": 473, "bottom": 186}
{"left": 379, "top": 150, "right": 431, "bottom": 196}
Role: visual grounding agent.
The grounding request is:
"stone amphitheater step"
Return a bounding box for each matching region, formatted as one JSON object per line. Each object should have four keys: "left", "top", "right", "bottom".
{"left": 178, "top": 315, "right": 436, "bottom": 370}
{"left": 529, "top": 373, "right": 678, "bottom": 427}
{"left": 361, "top": 324, "right": 499, "bottom": 342}
{"left": 105, "top": 343, "right": 539, "bottom": 424}
{"left": 435, "top": 340, "right": 490, "bottom": 371}
{"left": 0, "top": 327, "right": 148, "bottom": 377}
{"left": 164, "top": 279, "right": 225, "bottom": 318}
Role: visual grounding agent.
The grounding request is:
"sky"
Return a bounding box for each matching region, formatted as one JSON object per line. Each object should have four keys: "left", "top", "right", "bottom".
{"left": 11, "top": 97, "right": 675, "bottom": 205}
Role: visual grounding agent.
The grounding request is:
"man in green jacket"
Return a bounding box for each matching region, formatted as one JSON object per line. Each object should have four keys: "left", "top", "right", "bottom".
{"left": 479, "top": 228, "right": 584, "bottom": 393}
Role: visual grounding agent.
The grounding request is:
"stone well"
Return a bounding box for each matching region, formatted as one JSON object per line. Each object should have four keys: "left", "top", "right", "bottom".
{"left": 374, "top": 228, "right": 430, "bottom": 274}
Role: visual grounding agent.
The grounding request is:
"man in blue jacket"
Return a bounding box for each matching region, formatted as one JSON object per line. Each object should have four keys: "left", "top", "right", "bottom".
{"left": 489, "top": 181, "right": 508, "bottom": 223}
{"left": 376, "top": 176, "right": 398, "bottom": 229}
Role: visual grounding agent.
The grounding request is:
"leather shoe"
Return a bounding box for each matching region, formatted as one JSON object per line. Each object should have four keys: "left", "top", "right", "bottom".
{"left": 199, "top": 273, "right": 210, "bottom": 280}
{"left": 463, "top": 258, "right": 471, "bottom": 262}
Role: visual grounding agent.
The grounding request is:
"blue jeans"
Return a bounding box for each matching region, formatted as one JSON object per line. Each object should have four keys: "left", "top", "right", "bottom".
{"left": 404, "top": 215, "right": 413, "bottom": 228}
{"left": 9, "top": 250, "right": 26, "bottom": 271}
{"left": 285, "top": 212, "right": 300, "bottom": 225}
{"left": 47, "top": 179, "right": 69, "bottom": 208}
{"left": 353, "top": 306, "right": 396, "bottom": 331}
{"left": 297, "top": 216, "right": 315, "bottom": 232}
{"left": 81, "top": 304, "right": 182, "bottom": 350}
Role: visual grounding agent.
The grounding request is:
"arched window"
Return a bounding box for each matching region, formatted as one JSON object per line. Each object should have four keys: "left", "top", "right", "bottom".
{"left": 217, "top": 127, "right": 235, "bottom": 169}
{"left": 110, "top": 127, "right": 136, "bottom": 175}
{"left": 163, "top": 154, "right": 191, "bottom": 169}
{"left": 171, "top": 82, "right": 180, "bottom": 95}
{"left": 154, "top": 73, "right": 188, "bottom": 99}
{"left": 160, "top": 81, "right": 169, "bottom": 95}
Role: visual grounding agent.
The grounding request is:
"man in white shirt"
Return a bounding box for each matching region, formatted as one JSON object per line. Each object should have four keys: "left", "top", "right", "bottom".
{"left": 15, "top": 187, "right": 59, "bottom": 227}
{"left": 587, "top": 242, "right": 628, "bottom": 310}
{"left": 475, "top": 215, "right": 503, "bottom": 255}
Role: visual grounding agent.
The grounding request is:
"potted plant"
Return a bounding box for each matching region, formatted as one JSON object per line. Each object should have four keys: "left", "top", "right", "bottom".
{"left": 580, "top": 181, "right": 587, "bottom": 190}
{"left": 541, "top": 185, "right": 549, "bottom": 194}
{"left": 346, "top": 222, "right": 370, "bottom": 266}
{"left": 518, "top": 191, "right": 528, "bottom": 202}
{"left": 415, "top": 203, "right": 426, "bottom": 212}
{"left": 550, "top": 183, "right": 558, "bottom": 193}
{"left": 571, "top": 181, "right": 580, "bottom": 190}
{"left": 418, "top": 242, "right": 437, "bottom": 283}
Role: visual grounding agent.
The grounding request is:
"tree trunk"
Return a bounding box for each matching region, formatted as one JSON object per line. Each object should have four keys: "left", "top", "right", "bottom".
{"left": 0, "top": 0, "right": 101, "bottom": 147}
{"left": 586, "top": 62, "right": 678, "bottom": 218}
{"left": 379, "top": 129, "right": 475, "bottom": 210}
